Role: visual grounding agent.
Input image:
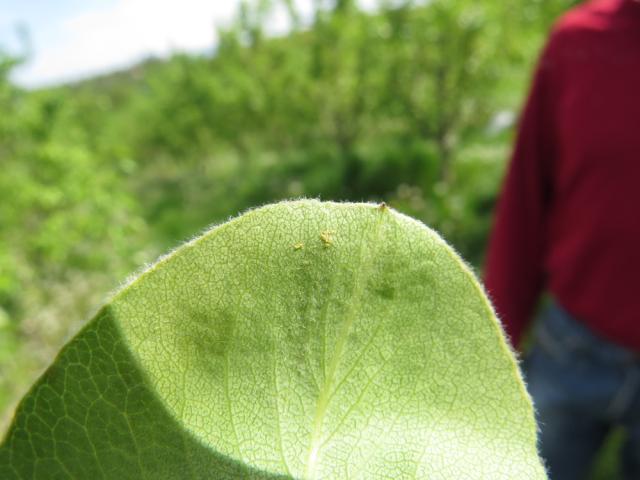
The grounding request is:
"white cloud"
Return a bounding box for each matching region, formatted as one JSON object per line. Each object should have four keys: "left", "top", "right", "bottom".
{"left": 13, "top": 0, "right": 383, "bottom": 88}
{"left": 15, "top": 0, "right": 236, "bottom": 87}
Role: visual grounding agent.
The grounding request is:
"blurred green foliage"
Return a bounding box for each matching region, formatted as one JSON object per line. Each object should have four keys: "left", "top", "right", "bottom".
{"left": 4, "top": 0, "right": 619, "bottom": 477}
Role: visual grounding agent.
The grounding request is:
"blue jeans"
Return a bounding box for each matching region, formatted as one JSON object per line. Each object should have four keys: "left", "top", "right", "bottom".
{"left": 524, "top": 304, "right": 640, "bottom": 480}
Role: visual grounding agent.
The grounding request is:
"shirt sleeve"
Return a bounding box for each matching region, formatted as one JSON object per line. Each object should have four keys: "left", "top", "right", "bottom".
{"left": 484, "top": 36, "right": 559, "bottom": 349}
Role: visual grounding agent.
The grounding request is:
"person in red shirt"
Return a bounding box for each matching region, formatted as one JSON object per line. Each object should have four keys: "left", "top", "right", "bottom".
{"left": 484, "top": 0, "right": 640, "bottom": 478}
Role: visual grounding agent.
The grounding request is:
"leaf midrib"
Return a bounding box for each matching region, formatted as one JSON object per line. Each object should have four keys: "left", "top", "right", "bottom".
{"left": 303, "top": 211, "right": 386, "bottom": 479}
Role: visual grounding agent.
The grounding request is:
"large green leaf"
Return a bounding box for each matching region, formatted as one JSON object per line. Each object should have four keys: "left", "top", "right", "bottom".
{"left": 0, "top": 200, "right": 546, "bottom": 479}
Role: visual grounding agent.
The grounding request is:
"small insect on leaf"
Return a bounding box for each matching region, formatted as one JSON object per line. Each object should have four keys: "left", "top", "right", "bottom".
{"left": 293, "top": 242, "right": 304, "bottom": 251}
{"left": 319, "top": 230, "right": 334, "bottom": 247}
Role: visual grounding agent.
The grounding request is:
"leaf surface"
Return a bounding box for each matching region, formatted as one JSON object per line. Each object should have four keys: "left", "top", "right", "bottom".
{"left": 0, "top": 200, "right": 546, "bottom": 479}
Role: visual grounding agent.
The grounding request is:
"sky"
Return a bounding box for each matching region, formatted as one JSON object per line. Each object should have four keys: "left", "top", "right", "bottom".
{"left": 0, "top": 0, "right": 376, "bottom": 88}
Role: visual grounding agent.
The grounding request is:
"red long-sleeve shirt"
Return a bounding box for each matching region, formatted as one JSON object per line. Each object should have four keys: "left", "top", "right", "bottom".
{"left": 485, "top": 0, "right": 640, "bottom": 351}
